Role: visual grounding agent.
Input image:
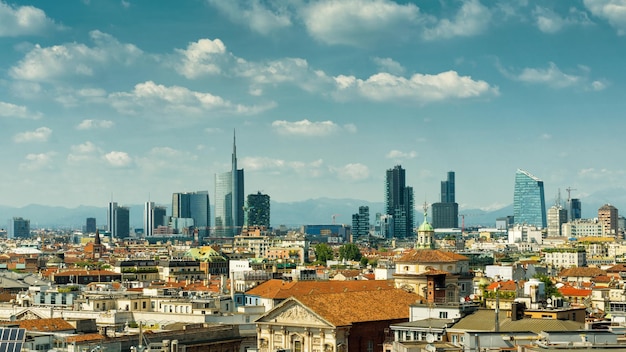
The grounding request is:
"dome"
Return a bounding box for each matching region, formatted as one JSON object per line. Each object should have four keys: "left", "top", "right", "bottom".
{"left": 418, "top": 218, "right": 434, "bottom": 232}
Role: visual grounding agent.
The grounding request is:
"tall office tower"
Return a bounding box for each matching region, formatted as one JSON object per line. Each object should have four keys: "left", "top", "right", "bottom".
{"left": 144, "top": 202, "right": 155, "bottom": 237}
{"left": 7, "top": 217, "right": 30, "bottom": 239}
{"left": 513, "top": 169, "right": 547, "bottom": 228}
{"left": 86, "top": 217, "right": 96, "bottom": 233}
{"left": 215, "top": 132, "right": 244, "bottom": 237}
{"left": 547, "top": 205, "right": 567, "bottom": 237}
{"left": 385, "top": 165, "right": 415, "bottom": 238}
{"left": 172, "top": 191, "right": 211, "bottom": 239}
{"left": 598, "top": 204, "right": 618, "bottom": 235}
{"left": 153, "top": 206, "right": 167, "bottom": 228}
{"left": 351, "top": 206, "right": 370, "bottom": 239}
{"left": 569, "top": 198, "right": 582, "bottom": 221}
{"left": 432, "top": 171, "right": 459, "bottom": 228}
{"left": 107, "top": 201, "right": 117, "bottom": 233}
{"left": 246, "top": 191, "right": 270, "bottom": 228}
{"left": 115, "top": 206, "right": 130, "bottom": 239}
{"left": 441, "top": 171, "right": 455, "bottom": 203}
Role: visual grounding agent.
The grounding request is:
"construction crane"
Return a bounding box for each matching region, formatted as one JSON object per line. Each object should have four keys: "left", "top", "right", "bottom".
{"left": 332, "top": 214, "right": 341, "bottom": 225}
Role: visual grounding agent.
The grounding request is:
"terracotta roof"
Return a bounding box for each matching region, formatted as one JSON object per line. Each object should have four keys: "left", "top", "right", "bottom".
{"left": 486, "top": 280, "right": 522, "bottom": 292}
{"left": 558, "top": 286, "right": 592, "bottom": 297}
{"left": 559, "top": 267, "right": 606, "bottom": 278}
{"left": 396, "top": 249, "right": 468, "bottom": 263}
{"left": 246, "top": 279, "right": 395, "bottom": 299}
{"left": 296, "top": 288, "right": 417, "bottom": 326}
{"left": 65, "top": 333, "right": 105, "bottom": 343}
{"left": 606, "top": 264, "right": 626, "bottom": 273}
{"left": 7, "top": 318, "right": 75, "bottom": 332}
{"left": 592, "top": 275, "right": 612, "bottom": 283}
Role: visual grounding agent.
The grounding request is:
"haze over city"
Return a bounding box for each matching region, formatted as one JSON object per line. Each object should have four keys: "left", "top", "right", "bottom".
{"left": 2, "top": 0, "right": 626, "bottom": 212}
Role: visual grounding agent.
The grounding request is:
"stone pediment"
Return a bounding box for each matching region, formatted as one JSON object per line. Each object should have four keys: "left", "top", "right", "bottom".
{"left": 258, "top": 300, "right": 333, "bottom": 328}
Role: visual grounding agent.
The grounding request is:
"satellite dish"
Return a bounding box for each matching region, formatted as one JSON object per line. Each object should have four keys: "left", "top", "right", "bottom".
{"left": 426, "top": 344, "right": 436, "bottom": 352}
{"left": 426, "top": 334, "right": 435, "bottom": 343}
{"left": 547, "top": 298, "right": 552, "bottom": 304}
{"left": 460, "top": 297, "right": 466, "bottom": 303}
{"left": 470, "top": 294, "right": 476, "bottom": 300}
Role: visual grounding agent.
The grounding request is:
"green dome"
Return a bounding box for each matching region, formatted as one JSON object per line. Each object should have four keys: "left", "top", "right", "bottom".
{"left": 418, "top": 218, "right": 434, "bottom": 232}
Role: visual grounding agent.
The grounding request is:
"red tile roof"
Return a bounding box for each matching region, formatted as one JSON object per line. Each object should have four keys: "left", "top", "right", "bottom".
{"left": 246, "top": 279, "right": 395, "bottom": 299}
{"left": 296, "top": 288, "right": 417, "bottom": 326}
{"left": 65, "top": 333, "right": 105, "bottom": 343}
{"left": 558, "top": 286, "right": 592, "bottom": 297}
{"left": 559, "top": 267, "right": 606, "bottom": 278}
{"left": 396, "top": 249, "right": 468, "bottom": 263}
{"left": 5, "top": 318, "right": 75, "bottom": 332}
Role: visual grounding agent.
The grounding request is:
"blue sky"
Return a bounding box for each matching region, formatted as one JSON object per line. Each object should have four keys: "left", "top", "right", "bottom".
{"left": 1, "top": 0, "right": 626, "bottom": 212}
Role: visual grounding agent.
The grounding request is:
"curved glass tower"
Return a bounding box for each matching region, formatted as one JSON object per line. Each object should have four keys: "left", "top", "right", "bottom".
{"left": 513, "top": 169, "right": 547, "bottom": 228}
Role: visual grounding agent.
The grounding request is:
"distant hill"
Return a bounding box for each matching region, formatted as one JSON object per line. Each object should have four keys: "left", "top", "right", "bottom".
{"left": 0, "top": 190, "right": 622, "bottom": 230}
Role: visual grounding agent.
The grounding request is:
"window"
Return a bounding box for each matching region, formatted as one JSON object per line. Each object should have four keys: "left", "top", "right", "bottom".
{"left": 367, "top": 340, "right": 374, "bottom": 352}
{"left": 439, "top": 311, "right": 448, "bottom": 319}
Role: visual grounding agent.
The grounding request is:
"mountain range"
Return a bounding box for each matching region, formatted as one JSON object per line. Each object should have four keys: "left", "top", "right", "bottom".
{"left": 1, "top": 189, "right": 625, "bottom": 230}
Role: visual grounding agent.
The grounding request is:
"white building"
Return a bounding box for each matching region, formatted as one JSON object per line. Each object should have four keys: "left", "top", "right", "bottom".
{"left": 562, "top": 219, "right": 604, "bottom": 238}
{"left": 542, "top": 248, "right": 586, "bottom": 268}
{"left": 507, "top": 225, "right": 542, "bottom": 244}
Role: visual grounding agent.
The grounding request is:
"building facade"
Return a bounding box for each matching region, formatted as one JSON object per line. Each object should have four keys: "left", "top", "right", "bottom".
{"left": 569, "top": 198, "right": 581, "bottom": 221}
{"left": 172, "top": 191, "right": 211, "bottom": 240}
{"left": 598, "top": 204, "right": 618, "bottom": 235}
{"left": 351, "top": 206, "right": 370, "bottom": 239}
{"left": 85, "top": 217, "right": 96, "bottom": 233}
{"left": 246, "top": 191, "right": 270, "bottom": 228}
{"left": 8, "top": 217, "right": 30, "bottom": 239}
{"left": 214, "top": 132, "right": 244, "bottom": 237}
{"left": 108, "top": 203, "right": 129, "bottom": 239}
{"left": 513, "top": 169, "right": 547, "bottom": 228}
{"left": 385, "top": 165, "right": 414, "bottom": 238}
{"left": 547, "top": 204, "right": 567, "bottom": 237}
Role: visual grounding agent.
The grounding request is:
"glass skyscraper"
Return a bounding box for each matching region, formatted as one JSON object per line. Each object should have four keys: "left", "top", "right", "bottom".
{"left": 513, "top": 169, "right": 547, "bottom": 228}
{"left": 214, "top": 132, "right": 244, "bottom": 237}
{"left": 385, "top": 165, "right": 414, "bottom": 238}
{"left": 172, "top": 191, "right": 211, "bottom": 239}
{"left": 432, "top": 171, "right": 459, "bottom": 228}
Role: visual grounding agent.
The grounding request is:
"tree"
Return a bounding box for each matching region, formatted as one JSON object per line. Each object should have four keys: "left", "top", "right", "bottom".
{"left": 534, "top": 274, "right": 561, "bottom": 298}
{"left": 314, "top": 243, "right": 334, "bottom": 264}
{"left": 339, "top": 243, "right": 362, "bottom": 261}
{"left": 359, "top": 256, "right": 369, "bottom": 268}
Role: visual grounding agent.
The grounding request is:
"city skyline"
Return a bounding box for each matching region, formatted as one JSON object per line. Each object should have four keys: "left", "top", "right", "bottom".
{"left": 2, "top": 1, "right": 626, "bottom": 212}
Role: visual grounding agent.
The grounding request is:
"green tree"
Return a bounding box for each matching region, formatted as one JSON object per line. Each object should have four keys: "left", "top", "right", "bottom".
{"left": 359, "top": 256, "right": 369, "bottom": 267}
{"left": 314, "top": 243, "right": 334, "bottom": 264}
{"left": 533, "top": 274, "right": 561, "bottom": 298}
{"left": 339, "top": 243, "right": 362, "bottom": 261}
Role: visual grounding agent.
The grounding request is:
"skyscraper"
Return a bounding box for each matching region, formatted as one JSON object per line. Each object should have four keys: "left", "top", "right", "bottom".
{"left": 144, "top": 202, "right": 167, "bottom": 237}
{"left": 547, "top": 204, "right": 567, "bottom": 237}
{"left": 569, "top": 198, "right": 582, "bottom": 221}
{"left": 215, "top": 132, "right": 244, "bottom": 237}
{"left": 351, "top": 206, "right": 370, "bottom": 239}
{"left": 432, "top": 171, "right": 459, "bottom": 228}
{"left": 246, "top": 191, "right": 270, "bottom": 228}
{"left": 107, "top": 201, "right": 117, "bottom": 233}
{"left": 172, "top": 191, "right": 211, "bottom": 239}
{"left": 113, "top": 206, "right": 130, "bottom": 239}
{"left": 513, "top": 169, "right": 547, "bottom": 228}
{"left": 86, "top": 217, "right": 96, "bottom": 233}
{"left": 385, "top": 165, "right": 414, "bottom": 238}
{"left": 598, "top": 204, "right": 618, "bottom": 235}
{"left": 7, "top": 217, "right": 30, "bottom": 239}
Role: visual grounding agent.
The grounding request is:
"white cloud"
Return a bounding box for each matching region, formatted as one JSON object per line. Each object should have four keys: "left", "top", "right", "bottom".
{"left": 67, "top": 141, "right": 100, "bottom": 163}
{"left": 205, "top": 127, "right": 223, "bottom": 134}
{"left": 76, "top": 119, "right": 114, "bottom": 130}
{"left": 207, "top": 0, "right": 292, "bottom": 35}
{"left": 301, "top": 0, "right": 421, "bottom": 46}
{"left": 10, "top": 30, "right": 143, "bottom": 82}
{"left": 386, "top": 150, "right": 418, "bottom": 160}
{"left": 103, "top": 151, "right": 133, "bottom": 167}
{"left": 237, "top": 57, "right": 333, "bottom": 93}
{"left": 584, "top": 0, "right": 626, "bottom": 35}
{"left": 19, "top": 152, "right": 55, "bottom": 171}
{"left": 108, "top": 81, "right": 275, "bottom": 117}
{"left": 533, "top": 6, "right": 593, "bottom": 33}
{"left": 175, "top": 38, "right": 229, "bottom": 79}
{"left": 272, "top": 119, "right": 348, "bottom": 136}
{"left": 372, "top": 57, "right": 406, "bottom": 75}
{"left": 505, "top": 62, "right": 590, "bottom": 89}
{"left": 540, "top": 133, "right": 552, "bottom": 140}
{"left": 13, "top": 126, "right": 51, "bottom": 143}
{"left": 0, "top": 101, "right": 42, "bottom": 119}
{"left": 0, "top": 1, "right": 60, "bottom": 36}
{"left": 240, "top": 157, "right": 325, "bottom": 177}
{"left": 334, "top": 71, "right": 498, "bottom": 103}
{"left": 331, "top": 163, "right": 370, "bottom": 181}
{"left": 423, "top": 0, "right": 491, "bottom": 40}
